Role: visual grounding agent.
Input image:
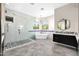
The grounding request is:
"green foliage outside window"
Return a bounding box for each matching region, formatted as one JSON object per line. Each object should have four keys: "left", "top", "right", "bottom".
{"left": 42, "top": 24, "right": 48, "bottom": 29}
{"left": 33, "top": 24, "right": 48, "bottom": 30}
{"left": 33, "top": 24, "right": 39, "bottom": 29}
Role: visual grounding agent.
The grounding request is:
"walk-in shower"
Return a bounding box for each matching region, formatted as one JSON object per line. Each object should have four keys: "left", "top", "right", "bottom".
{"left": 4, "top": 7, "right": 36, "bottom": 50}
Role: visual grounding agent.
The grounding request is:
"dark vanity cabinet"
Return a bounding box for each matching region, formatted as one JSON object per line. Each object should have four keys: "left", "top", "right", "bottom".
{"left": 53, "top": 34, "right": 78, "bottom": 49}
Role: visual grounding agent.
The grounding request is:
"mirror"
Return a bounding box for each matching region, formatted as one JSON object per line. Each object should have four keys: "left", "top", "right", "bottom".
{"left": 57, "top": 19, "right": 70, "bottom": 30}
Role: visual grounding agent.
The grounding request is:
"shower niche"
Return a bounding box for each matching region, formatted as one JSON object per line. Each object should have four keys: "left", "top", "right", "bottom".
{"left": 5, "top": 16, "right": 14, "bottom": 23}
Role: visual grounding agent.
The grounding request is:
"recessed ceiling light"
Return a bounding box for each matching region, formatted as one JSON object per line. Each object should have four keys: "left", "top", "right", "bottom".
{"left": 41, "top": 8, "right": 44, "bottom": 10}
{"left": 30, "top": 3, "right": 35, "bottom": 5}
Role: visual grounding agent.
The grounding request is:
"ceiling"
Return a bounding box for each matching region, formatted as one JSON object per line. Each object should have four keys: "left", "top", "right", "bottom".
{"left": 5, "top": 3, "right": 68, "bottom": 17}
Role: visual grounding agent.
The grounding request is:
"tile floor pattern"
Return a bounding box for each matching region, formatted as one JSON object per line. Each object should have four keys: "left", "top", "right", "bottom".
{"left": 5, "top": 39, "right": 32, "bottom": 49}
{"left": 3, "top": 39, "right": 78, "bottom": 56}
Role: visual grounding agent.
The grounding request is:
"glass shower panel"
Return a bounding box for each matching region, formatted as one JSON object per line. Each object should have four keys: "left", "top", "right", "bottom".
{"left": 4, "top": 8, "right": 35, "bottom": 50}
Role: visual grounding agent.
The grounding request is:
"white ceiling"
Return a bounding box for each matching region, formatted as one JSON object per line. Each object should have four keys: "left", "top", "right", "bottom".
{"left": 5, "top": 3, "right": 68, "bottom": 17}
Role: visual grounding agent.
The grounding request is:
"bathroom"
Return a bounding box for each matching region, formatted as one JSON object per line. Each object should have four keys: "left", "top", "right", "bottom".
{"left": 0, "top": 3, "right": 79, "bottom": 56}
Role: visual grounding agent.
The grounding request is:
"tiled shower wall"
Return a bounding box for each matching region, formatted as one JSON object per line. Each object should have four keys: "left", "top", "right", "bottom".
{"left": 4, "top": 8, "right": 36, "bottom": 48}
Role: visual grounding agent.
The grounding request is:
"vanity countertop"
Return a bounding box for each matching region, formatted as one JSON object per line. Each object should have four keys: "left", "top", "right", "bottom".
{"left": 54, "top": 31, "right": 78, "bottom": 36}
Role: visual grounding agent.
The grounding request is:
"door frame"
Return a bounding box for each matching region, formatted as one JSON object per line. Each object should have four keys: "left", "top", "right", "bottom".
{"left": 0, "top": 3, "right": 2, "bottom": 56}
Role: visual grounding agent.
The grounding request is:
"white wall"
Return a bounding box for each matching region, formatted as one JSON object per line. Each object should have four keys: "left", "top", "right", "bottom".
{"left": 1, "top": 4, "right": 5, "bottom": 34}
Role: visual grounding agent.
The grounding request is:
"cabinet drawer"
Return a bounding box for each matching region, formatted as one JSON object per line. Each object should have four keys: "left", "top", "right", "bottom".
{"left": 53, "top": 34, "right": 78, "bottom": 48}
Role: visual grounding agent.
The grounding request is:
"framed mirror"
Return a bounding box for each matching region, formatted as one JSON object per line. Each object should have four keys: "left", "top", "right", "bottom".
{"left": 57, "top": 19, "right": 70, "bottom": 30}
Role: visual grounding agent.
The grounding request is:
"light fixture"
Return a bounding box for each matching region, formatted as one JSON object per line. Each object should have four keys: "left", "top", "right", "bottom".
{"left": 30, "top": 3, "right": 35, "bottom": 5}
{"left": 39, "top": 8, "right": 44, "bottom": 18}
{"left": 41, "top": 8, "right": 44, "bottom": 11}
